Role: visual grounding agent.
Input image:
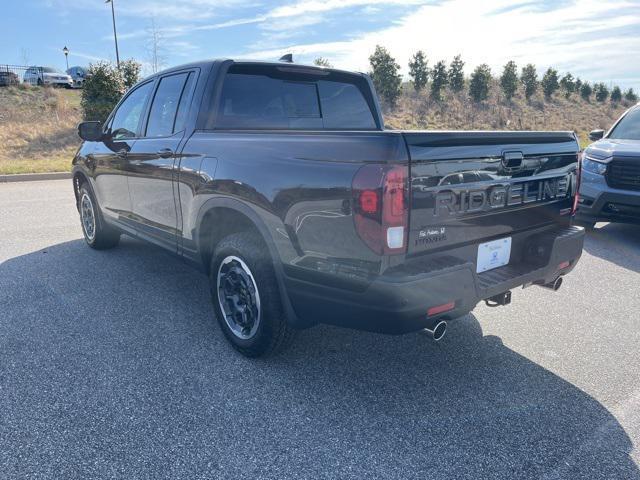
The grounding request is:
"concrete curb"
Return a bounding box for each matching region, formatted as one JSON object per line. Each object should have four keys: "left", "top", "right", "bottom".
{"left": 0, "top": 172, "right": 72, "bottom": 183}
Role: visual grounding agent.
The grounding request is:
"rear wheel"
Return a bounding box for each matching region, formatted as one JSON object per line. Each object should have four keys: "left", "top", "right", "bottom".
{"left": 78, "top": 185, "right": 120, "bottom": 249}
{"left": 210, "top": 232, "right": 295, "bottom": 357}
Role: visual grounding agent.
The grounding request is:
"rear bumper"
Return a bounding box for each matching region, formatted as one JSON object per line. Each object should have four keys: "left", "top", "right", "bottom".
{"left": 285, "top": 226, "right": 584, "bottom": 334}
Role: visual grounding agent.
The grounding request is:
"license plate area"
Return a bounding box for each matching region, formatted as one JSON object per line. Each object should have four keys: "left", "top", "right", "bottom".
{"left": 476, "top": 237, "right": 512, "bottom": 273}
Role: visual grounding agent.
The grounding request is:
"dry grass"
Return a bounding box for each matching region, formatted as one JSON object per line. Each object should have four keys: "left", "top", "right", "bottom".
{"left": 0, "top": 81, "right": 632, "bottom": 175}
{"left": 0, "top": 85, "right": 81, "bottom": 174}
{"left": 384, "top": 80, "right": 631, "bottom": 149}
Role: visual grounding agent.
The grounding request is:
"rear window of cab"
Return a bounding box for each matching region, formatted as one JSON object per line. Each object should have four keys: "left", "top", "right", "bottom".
{"left": 213, "top": 64, "right": 378, "bottom": 130}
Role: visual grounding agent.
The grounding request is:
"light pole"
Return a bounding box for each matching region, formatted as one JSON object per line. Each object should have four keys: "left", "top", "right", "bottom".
{"left": 63, "top": 46, "right": 69, "bottom": 70}
{"left": 105, "top": 0, "right": 120, "bottom": 69}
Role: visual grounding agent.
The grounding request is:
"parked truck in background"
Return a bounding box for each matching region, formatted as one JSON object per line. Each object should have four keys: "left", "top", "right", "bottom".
{"left": 73, "top": 59, "right": 585, "bottom": 357}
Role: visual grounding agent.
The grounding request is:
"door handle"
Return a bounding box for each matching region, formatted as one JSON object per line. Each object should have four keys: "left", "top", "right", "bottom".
{"left": 157, "top": 148, "right": 174, "bottom": 159}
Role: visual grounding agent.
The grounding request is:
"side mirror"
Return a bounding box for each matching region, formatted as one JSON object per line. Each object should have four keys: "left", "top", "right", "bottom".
{"left": 78, "top": 121, "right": 103, "bottom": 142}
{"left": 588, "top": 129, "right": 605, "bottom": 141}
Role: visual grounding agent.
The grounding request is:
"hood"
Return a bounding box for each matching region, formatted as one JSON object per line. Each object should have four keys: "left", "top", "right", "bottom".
{"left": 585, "top": 138, "right": 640, "bottom": 159}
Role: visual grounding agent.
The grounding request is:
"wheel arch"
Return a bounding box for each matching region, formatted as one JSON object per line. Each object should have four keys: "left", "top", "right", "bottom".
{"left": 72, "top": 169, "right": 91, "bottom": 208}
{"left": 194, "top": 197, "right": 306, "bottom": 328}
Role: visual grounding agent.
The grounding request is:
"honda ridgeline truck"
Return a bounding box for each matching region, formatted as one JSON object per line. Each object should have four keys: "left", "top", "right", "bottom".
{"left": 73, "top": 59, "right": 585, "bottom": 357}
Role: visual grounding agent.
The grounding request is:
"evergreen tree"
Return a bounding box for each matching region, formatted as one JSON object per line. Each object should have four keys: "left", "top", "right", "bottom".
{"left": 448, "top": 54, "right": 465, "bottom": 93}
{"left": 594, "top": 82, "right": 609, "bottom": 102}
{"left": 574, "top": 77, "right": 583, "bottom": 94}
{"left": 430, "top": 60, "right": 448, "bottom": 101}
{"left": 580, "top": 82, "right": 593, "bottom": 101}
{"left": 624, "top": 88, "right": 638, "bottom": 102}
{"left": 469, "top": 64, "right": 492, "bottom": 103}
{"left": 313, "top": 57, "right": 332, "bottom": 68}
{"left": 610, "top": 86, "right": 622, "bottom": 103}
{"left": 541, "top": 68, "right": 560, "bottom": 99}
{"left": 408, "top": 51, "right": 429, "bottom": 92}
{"left": 500, "top": 60, "right": 518, "bottom": 101}
{"left": 368, "top": 45, "right": 402, "bottom": 107}
{"left": 559, "top": 73, "right": 575, "bottom": 98}
{"left": 521, "top": 64, "right": 538, "bottom": 100}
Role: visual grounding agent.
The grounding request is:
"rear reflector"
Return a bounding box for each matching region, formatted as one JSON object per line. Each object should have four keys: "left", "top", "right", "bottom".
{"left": 427, "top": 301, "right": 455, "bottom": 317}
{"left": 558, "top": 261, "right": 570, "bottom": 270}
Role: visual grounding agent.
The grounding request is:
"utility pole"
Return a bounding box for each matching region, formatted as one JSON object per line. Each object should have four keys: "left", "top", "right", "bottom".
{"left": 105, "top": 0, "right": 120, "bottom": 69}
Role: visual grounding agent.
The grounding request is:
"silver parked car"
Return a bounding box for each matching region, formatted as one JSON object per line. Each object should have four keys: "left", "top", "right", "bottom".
{"left": 66, "top": 66, "right": 91, "bottom": 88}
{"left": 23, "top": 66, "right": 73, "bottom": 87}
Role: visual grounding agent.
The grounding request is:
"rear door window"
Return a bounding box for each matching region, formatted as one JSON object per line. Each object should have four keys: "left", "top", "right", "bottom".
{"left": 146, "top": 72, "right": 191, "bottom": 137}
{"left": 215, "top": 67, "right": 376, "bottom": 130}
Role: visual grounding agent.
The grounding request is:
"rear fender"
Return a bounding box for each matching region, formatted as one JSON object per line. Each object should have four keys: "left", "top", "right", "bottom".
{"left": 195, "top": 197, "right": 308, "bottom": 328}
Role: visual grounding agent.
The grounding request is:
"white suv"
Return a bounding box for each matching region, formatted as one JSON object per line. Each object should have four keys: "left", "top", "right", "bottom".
{"left": 23, "top": 67, "right": 73, "bottom": 87}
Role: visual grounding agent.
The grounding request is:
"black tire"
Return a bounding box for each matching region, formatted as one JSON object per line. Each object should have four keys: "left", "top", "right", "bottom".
{"left": 210, "top": 232, "right": 295, "bottom": 357}
{"left": 78, "top": 184, "right": 120, "bottom": 249}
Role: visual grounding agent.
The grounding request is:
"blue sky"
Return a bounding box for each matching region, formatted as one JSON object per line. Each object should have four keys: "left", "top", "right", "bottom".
{"left": 4, "top": 0, "right": 640, "bottom": 90}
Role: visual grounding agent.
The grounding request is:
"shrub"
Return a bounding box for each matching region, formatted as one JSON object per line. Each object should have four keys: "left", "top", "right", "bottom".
{"left": 369, "top": 45, "right": 402, "bottom": 107}
{"left": 574, "top": 77, "right": 582, "bottom": 93}
{"left": 610, "top": 86, "right": 622, "bottom": 103}
{"left": 560, "top": 73, "right": 575, "bottom": 98}
{"left": 430, "top": 60, "right": 448, "bottom": 101}
{"left": 120, "top": 59, "right": 142, "bottom": 89}
{"left": 624, "top": 88, "right": 638, "bottom": 102}
{"left": 541, "top": 68, "right": 560, "bottom": 99}
{"left": 469, "top": 64, "right": 492, "bottom": 103}
{"left": 594, "top": 82, "right": 609, "bottom": 102}
{"left": 81, "top": 60, "right": 141, "bottom": 122}
{"left": 408, "top": 51, "right": 429, "bottom": 92}
{"left": 580, "top": 82, "right": 593, "bottom": 101}
{"left": 313, "top": 57, "right": 332, "bottom": 68}
{"left": 500, "top": 61, "right": 518, "bottom": 101}
{"left": 448, "top": 55, "right": 465, "bottom": 93}
{"left": 521, "top": 64, "right": 538, "bottom": 100}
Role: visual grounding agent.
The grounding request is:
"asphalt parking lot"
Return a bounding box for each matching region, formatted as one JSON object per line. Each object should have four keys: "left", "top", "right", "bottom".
{"left": 1, "top": 179, "right": 640, "bottom": 479}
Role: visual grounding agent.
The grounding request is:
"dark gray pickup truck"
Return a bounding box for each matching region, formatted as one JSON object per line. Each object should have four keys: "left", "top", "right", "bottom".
{"left": 73, "top": 59, "right": 585, "bottom": 356}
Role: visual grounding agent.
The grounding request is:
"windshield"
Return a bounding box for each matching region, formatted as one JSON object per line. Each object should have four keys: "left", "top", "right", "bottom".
{"left": 609, "top": 108, "right": 640, "bottom": 140}
{"left": 42, "top": 67, "right": 59, "bottom": 73}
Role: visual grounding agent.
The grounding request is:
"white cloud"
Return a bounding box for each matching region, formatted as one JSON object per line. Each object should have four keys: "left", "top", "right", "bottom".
{"left": 242, "top": 0, "right": 640, "bottom": 89}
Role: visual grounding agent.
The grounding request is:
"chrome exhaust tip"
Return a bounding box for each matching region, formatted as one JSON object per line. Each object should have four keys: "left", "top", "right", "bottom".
{"left": 421, "top": 320, "right": 447, "bottom": 341}
{"left": 537, "top": 276, "right": 563, "bottom": 291}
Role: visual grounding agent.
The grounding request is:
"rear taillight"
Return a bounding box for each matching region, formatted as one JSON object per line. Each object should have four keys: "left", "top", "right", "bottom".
{"left": 352, "top": 164, "right": 409, "bottom": 255}
{"left": 571, "top": 152, "right": 582, "bottom": 215}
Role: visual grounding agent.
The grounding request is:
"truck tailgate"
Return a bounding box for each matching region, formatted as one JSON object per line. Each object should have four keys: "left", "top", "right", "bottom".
{"left": 403, "top": 131, "right": 579, "bottom": 256}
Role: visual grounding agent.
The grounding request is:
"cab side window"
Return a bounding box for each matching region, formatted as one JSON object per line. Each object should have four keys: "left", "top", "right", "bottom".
{"left": 110, "top": 81, "right": 153, "bottom": 140}
{"left": 145, "top": 72, "right": 193, "bottom": 137}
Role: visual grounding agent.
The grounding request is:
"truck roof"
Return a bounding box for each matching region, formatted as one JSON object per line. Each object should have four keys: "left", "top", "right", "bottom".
{"left": 144, "top": 58, "right": 367, "bottom": 81}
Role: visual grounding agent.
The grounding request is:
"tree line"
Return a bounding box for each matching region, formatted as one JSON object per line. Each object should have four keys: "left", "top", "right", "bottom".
{"left": 363, "top": 45, "right": 638, "bottom": 107}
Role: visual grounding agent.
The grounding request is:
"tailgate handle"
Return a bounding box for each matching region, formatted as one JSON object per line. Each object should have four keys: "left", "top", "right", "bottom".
{"left": 502, "top": 151, "right": 524, "bottom": 170}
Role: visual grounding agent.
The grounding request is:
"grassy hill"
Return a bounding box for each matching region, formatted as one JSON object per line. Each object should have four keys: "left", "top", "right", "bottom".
{"left": 0, "top": 86, "right": 81, "bottom": 174}
{"left": 385, "top": 81, "right": 632, "bottom": 148}
{"left": 0, "top": 82, "right": 633, "bottom": 174}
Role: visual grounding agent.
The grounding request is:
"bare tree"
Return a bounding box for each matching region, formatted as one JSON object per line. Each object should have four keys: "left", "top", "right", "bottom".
{"left": 146, "top": 18, "right": 166, "bottom": 74}
{"left": 19, "top": 48, "right": 31, "bottom": 66}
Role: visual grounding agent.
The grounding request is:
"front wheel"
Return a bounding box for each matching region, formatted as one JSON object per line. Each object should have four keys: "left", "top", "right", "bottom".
{"left": 210, "top": 232, "right": 295, "bottom": 357}
{"left": 78, "top": 185, "right": 120, "bottom": 249}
